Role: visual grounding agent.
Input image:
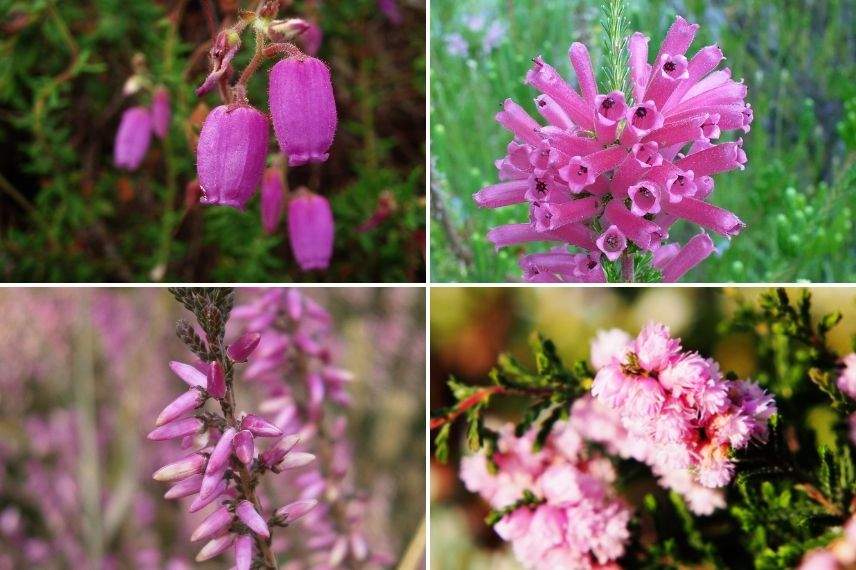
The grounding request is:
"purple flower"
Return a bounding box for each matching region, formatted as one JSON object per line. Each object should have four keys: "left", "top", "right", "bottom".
{"left": 596, "top": 225, "right": 627, "bottom": 262}
{"left": 151, "top": 87, "right": 171, "bottom": 139}
{"left": 114, "top": 106, "right": 152, "bottom": 171}
{"left": 196, "top": 105, "right": 269, "bottom": 209}
{"left": 275, "top": 499, "right": 318, "bottom": 522}
{"left": 206, "top": 361, "right": 226, "bottom": 400}
{"left": 236, "top": 500, "right": 270, "bottom": 538}
{"left": 233, "top": 429, "right": 254, "bottom": 465}
{"left": 241, "top": 414, "right": 282, "bottom": 438}
{"left": 146, "top": 417, "right": 203, "bottom": 441}
{"left": 287, "top": 190, "right": 335, "bottom": 271}
{"left": 227, "top": 332, "right": 262, "bottom": 363}
{"left": 190, "top": 505, "right": 233, "bottom": 542}
{"left": 269, "top": 56, "right": 337, "bottom": 166}
{"left": 155, "top": 389, "right": 205, "bottom": 427}
{"left": 378, "top": 0, "right": 403, "bottom": 25}
{"left": 260, "top": 167, "right": 286, "bottom": 234}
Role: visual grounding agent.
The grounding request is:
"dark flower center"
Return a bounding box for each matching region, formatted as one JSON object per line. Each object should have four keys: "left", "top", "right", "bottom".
{"left": 639, "top": 186, "right": 652, "bottom": 198}
{"left": 635, "top": 107, "right": 648, "bottom": 119}
{"left": 606, "top": 235, "right": 619, "bottom": 249}
{"left": 577, "top": 165, "right": 588, "bottom": 176}
{"left": 602, "top": 97, "right": 615, "bottom": 110}
{"left": 538, "top": 99, "right": 547, "bottom": 107}
{"left": 676, "top": 175, "right": 685, "bottom": 186}
{"left": 535, "top": 179, "right": 547, "bottom": 194}
{"left": 664, "top": 61, "right": 676, "bottom": 73}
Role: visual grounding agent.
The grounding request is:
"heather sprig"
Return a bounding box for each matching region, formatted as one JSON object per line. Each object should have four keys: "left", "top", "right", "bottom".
{"left": 151, "top": 288, "right": 317, "bottom": 569}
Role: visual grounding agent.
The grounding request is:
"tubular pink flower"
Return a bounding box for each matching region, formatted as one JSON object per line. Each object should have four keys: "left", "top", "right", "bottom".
{"left": 155, "top": 389, "right": 205, "bottom": 427}
{"left": 474, "top": 179, "right": 529, "bottom": 208}
{"left": 147, "top": 417, "right": 203, "bottom": 441}
{"left": 569, "top": 42, "right": 597, "bottom": 106}
{"left": 628, "top": 182, "right": 662, "bottom": 216}
{"left": 660, "top": 233, "right": 715, "bottom": 282}
{"left": 234, "top": 429, "right": 255, "bottom": 465}
{"left": 596, "top": 225, "right": 626, "bottom": 262}
{"left": 114, "top": 106, "right": 152, "bottom": 171}
{"left": 196, "top": 105, "right": 268, "bottom": 209}
{"left": 153, "top": 452, "right": 207, "bottom": 482}
{"left": 235, "top": 534, "right": 253, "bottom": 570}
{"left": 276, "top": 499, "right": 318, "bottom": 522}
{"left": 677, "top": 140, "right": 747, "bottom": 176}
{"left": 269, "top": 56, "right": 337, "bottom": 166}
{"left": 196, "top": 533, "right": 235, "bottom": 562}
{"left": 535, "top": 95, "right": 574, "bottom": 130}
{"left": 199, "top": 465, "right": 227, "bottom": 502}
{"left": 169, "top": 361, "right": 207, "bottom": 388}
{"left": 236, "top": 501, "right": 270, "bottom": 538}
{"left": 227, "top": 332, "right": 262, "bottom": 363}
{"left": 278, "top": 451, "right": 315, "bottom": 470}
{"left": 537, "top": 197, "right": 599, "bottom": 231}
{"left": 188, "top": 480, "right": 229, "bottom": 513}
{"left": 207, "top": 427, "right": 237, "bottom": 474}
{"left": 628, "top": 32, "right": 650, "bottom": 103}
{"left": 191, "top": 505, "right": 233, "bottom": 542}
{"left": 525, "top": 57, "right": 592, "bottom": 130}
{"left": 261, "top": 167, "right": 286, "bottom": 234}
{"left": 595, "top": 90, "right": 628, "bottom": 140}
{"left": 656, "top": 15, "right": 699, "bottom": 60}
{"left": 151, "top": 86, "right": 171, "bottom": 139}
{"left": 287, "top": 189, "right": 334, "bottom": 271}
{"left": 496, "top": 98, "right": 542, "bottom": 146}
{"left": 663, "top": 196, "right": 744, "bottom": 237}
{"left": 605, "top": 201, "right": 663, "bottom": 250}
{"left": 487, "top": 223, "right": 595, "bottom": 251}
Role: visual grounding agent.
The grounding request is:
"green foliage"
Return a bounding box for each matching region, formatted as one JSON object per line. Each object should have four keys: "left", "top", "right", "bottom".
{"left": 430, "top": 0, "right": 856, "bottom": 282}
{"left": 0, "top": 0, "right": 425, "bottom": 282}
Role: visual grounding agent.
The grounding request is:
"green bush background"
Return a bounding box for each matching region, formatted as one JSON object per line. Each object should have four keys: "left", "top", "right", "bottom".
{"left": 0, "top": 0, "right": 425, "bottom": 282}
{"left": 430, "top": 0, "right": 856, "bottom": 283}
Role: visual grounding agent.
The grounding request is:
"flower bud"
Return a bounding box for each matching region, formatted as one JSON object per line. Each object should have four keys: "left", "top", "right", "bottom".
{"left": 188, "top": 479, "right": 229, "bottom": 513}
{"left": 236, "top": 500, "right": 270, "bottom": 538}
{"left": 164, "top": 474, "right": 203, "bottom": 499}
{"left": 235, "top": 534, "right": 253, "bottom": 570}
{"left": 152, "top": 86, "right": 171, "bottom": 139}
{"left": 152, "top": 452, "right": 207, "bottom": 482}
{"left": 227, "top": 332, "right": 262, "bottom": 363}
{"left": 196, "top": 533, "right": 235, "bottom": 562}
{"left": 287, "top": 189, "right": 334, "bottom": 271}
{"left": 241, "top": 414, "right": 282, "bottom": 438}
{"left": 275, "top": 499, "right": 318, "bottom": 522}
{"left": 278, "top": 451, "right": 315, "bottom": 470}
{"left": 191, "top": 505, "right": 234, "bottom": 542}
{"left": 269, "top": 56, "right": 337, "bottom": 166}
{"left": 155, "top": 389, "right": 205, "bottom": 427}
{"left": 114, "top": 106, "right": 152, "bottom": 171}
{"left": 207, "top": 361, "right": 226, "bottom": 400}
{"left": 260, "top": 167, "right": 285, "bottom": 234}
{"left": 233, "top": 429, "right": 255, "bottom": 465}
{"left": 207, "top": 427, "right": 237, "bottom": 474}
{"left": 197, "top": 105, "right": 269, "bottom": 209}
{"left": 199, "top": 464, "right": 227, "bottom": 502}
{"left": 169, "top": 361, "right": 207, "bottom": 388}
{"left": 147, "top": 417, "right": 203, "bottom": 441}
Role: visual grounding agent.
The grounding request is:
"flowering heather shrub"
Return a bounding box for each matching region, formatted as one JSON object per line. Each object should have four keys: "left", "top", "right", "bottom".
{"left": 0, "top": 288, "right": 422, "bottom": 569}
{"left": 432, "top": 289, "right": 856, "bottom": 567}
{"left": 474, "top": 12, "right": 751, "bottom": 282}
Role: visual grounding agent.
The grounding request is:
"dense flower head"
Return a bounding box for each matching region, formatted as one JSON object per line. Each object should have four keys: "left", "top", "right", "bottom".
{"left": 475, "top": 15, "right": 752, "bottom": 282}
{"left": 591, "top": 324, "right": 775, "bottom": 489}
{"left": 460, "top": 410, "right": 631, "bottom": 569}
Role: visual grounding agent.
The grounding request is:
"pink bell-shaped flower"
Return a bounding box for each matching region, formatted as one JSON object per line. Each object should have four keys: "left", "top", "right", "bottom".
{"left": 114, "top": 106, "right": 152, "bottom": 171}
{"left": 287, "top": 188, "right": 334, "bottom": 271}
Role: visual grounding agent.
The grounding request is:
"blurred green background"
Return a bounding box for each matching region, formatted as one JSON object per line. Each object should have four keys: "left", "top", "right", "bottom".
{"left": 0, "top": 0, "right": 425, "bottom": 282}
{"left": 430, "top": 0, "right": 856, "bottom": 283}
{"left": 429, "top": 286, "right": 856, "bottom": 568}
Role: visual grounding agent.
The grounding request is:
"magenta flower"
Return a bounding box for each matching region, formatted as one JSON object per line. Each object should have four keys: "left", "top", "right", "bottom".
{"left": 269, "top": 56, "right": 337, "bottom": 166}
{"left": 114, "top": 106, "right": 152, "bottom": 171}
{"left": 475, "top": 15, "right": 752, "bottom": 282}
{"left": 287, "top": 189, "right": 335, "bottom": 271}
{"left": 151, "top": 86, "right": 171, "bottom": 139}
{"left": 196, "top": 105, "right": 269, "bottom": 209}
{"left": 260, "top": 167, "right": 286, "bottom": 234}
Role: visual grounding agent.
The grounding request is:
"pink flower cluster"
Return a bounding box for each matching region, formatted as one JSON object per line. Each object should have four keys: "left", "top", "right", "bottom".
{"left": 231, "top": 289, "right": 392, "bottom": 568}
{"left": 474, "top": 15, "right": 753, "bottom": 282}
{"left": 834, "top": 354, "right": 856, "bottom": 445}
{"left": 460, "top": 413, "right": 631, "bottom": 569}
{"left": 591, "top": 324, "right": 775, "bottom": 489}
{"left": 799, "top": 515, "right": 856, "bottom": 570}
{"left": 149, "top": 328, "right": 318, "bottom": 568}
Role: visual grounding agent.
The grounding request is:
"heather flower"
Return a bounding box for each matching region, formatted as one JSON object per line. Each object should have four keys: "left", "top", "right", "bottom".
{"left": 460, "top": 418, "right": 631, "bottom": 569}
{"left": 151, "top": 289, "right": 315, "bottom": 568}
{"left": 114, "top": 106, "right": 152, "bottom": 171}
{"left": 152, "top": 86, "right": 171, "bottom": 139}
{"left": 287, "top": 189, "right": 335, "bottom": 271}
{"left": 269, "top": 56, "right": 337, "bottom": 166}
{"left": 836, "top": 354, "right": 856, "bottom": 399}
{"left": 196, "top": 105, "right": 269, "bottom": 209}
{"left": 260, "top": 167, "right": 286, "bottom": 234}
{"left": 475, "top": 15, "right": 752, "bottom": 282}
{"left": 591, "top": 323, "right": 775, "bottom": 488}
